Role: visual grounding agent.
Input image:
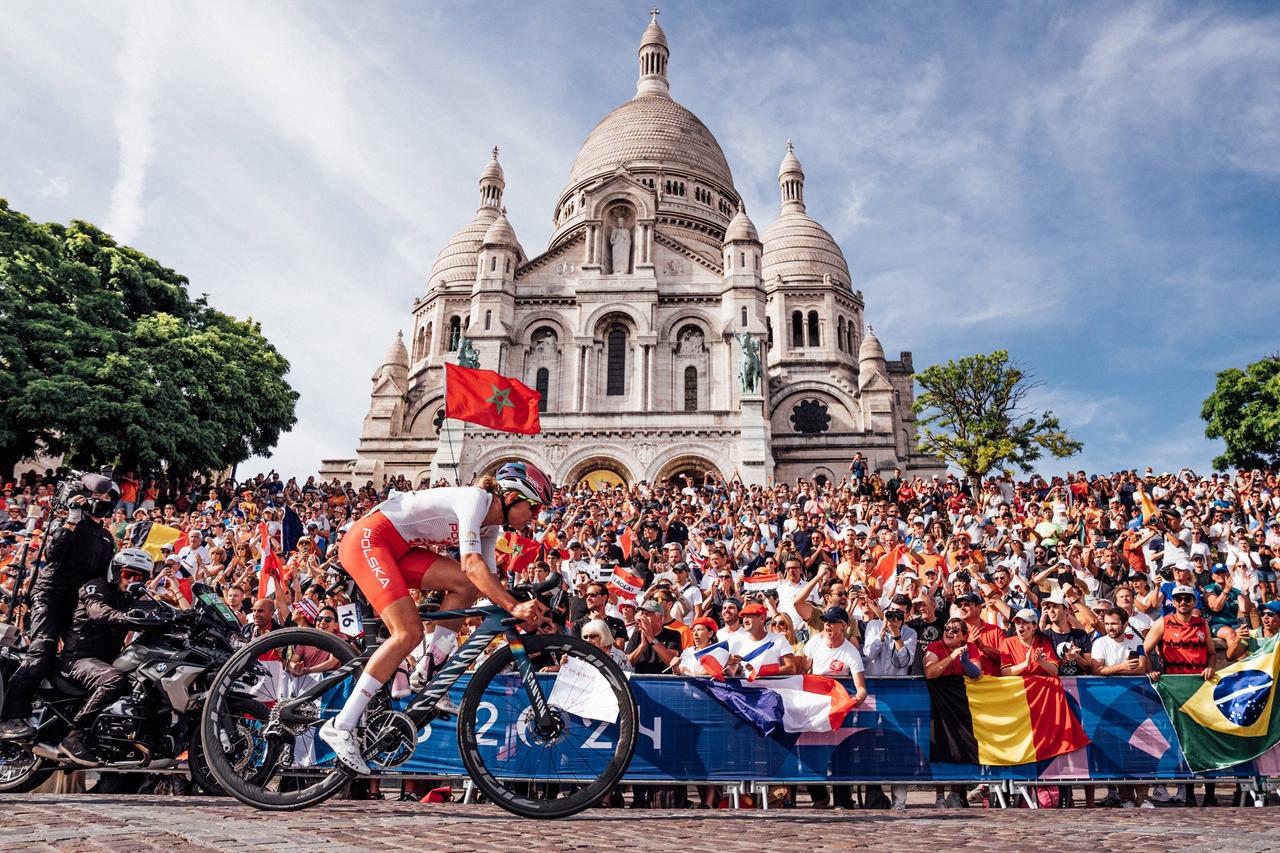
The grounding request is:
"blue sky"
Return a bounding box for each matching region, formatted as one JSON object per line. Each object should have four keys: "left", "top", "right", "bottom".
{"left": 2, "top": 1, "right": 1277, "bottom": 479}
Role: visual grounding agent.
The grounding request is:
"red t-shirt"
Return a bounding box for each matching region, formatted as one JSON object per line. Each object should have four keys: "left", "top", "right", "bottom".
{"left": 967, "top": 620, "right": 1008, "bottom": 676}
{"left": 925, "top": 640, "right": 982, "bottom": 676}
{"left": 1000, "top": 634, "right": 1059, "bottom": 675}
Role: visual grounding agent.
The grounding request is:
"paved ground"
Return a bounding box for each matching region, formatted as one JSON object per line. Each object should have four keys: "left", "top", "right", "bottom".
{"left": 3, "top": 794, "right": 1279, "bottom": 852}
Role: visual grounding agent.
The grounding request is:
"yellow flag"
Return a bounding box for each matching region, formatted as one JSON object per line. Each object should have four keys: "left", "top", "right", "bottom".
{"left": 139, "top": 522, "right": 182, "bottom": 561}
{"left": 1135, "top": 485, "right": 1159, "bottom": 523}
{"left": 1179, "top": 638, "right": 1280, "bottom": 738}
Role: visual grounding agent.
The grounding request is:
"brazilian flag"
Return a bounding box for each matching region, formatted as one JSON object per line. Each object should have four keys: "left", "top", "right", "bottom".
{"left": 1155, "top": 635, "right": 1280, "bottom": 771}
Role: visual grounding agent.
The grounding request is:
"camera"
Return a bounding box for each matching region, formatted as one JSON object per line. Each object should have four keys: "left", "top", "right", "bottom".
{"left": 54, "top": 469, "right": 117, "bottom": 521}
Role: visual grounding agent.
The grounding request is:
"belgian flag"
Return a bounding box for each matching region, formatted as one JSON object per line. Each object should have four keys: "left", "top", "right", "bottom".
{"left": 928, "top": 675, "right": 1090, "bottom": 766}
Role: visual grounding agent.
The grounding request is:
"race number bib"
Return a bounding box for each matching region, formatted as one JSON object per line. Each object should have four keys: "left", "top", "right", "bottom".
{"left": 336, "top": 603, "right": 363, "bottom": 638}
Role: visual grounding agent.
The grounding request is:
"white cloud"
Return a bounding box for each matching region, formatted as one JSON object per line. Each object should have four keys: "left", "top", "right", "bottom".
{"left": 37, "top": 173, "right": 69, "bottom": 198}
{"left": 102, "top": 2, "right": 171, "bottom": 242}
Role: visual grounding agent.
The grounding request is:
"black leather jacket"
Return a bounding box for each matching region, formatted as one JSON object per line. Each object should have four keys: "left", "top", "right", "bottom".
{"left": 32, "top": 516, "right": 114, "bottom": 595}
{"left": 61, "top": 577, "right": 133, "bottom": 662}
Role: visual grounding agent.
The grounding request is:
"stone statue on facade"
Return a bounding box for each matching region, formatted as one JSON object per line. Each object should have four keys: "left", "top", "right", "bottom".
{"left": 456, "top": 335, "right": 480, "bottom": 369}
{"left": 676, "top": 327, "right": 704, "bottom": 356}
{"left": 609, "top": 214, "right": 631, "bottom": 274}
{"left": 736, "top": 331, "right": 762, "bottom": 395}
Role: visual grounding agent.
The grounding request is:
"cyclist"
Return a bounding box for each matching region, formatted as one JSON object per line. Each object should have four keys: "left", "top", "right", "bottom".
{"left": 319, "top": 463, "right": 554, "bottom": 775}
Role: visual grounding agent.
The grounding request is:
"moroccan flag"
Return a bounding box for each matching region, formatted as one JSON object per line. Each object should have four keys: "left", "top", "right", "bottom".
{"left": 927, "top": 675, "right": 1090, "bottom": 766}
{"left": 618, "top": 527, "right": 635, "bottom": 560}
{"left": 131, "top": 521, "right": 182, "bottom": 561}
{"left": 445, "top": 362, "right": 541, "bottom": 435}
{"left": 1155, "top": 635, "right": 1280, "bottom": 771}
{"left": 496, "top": 531, "right": 540, "bottom": 576}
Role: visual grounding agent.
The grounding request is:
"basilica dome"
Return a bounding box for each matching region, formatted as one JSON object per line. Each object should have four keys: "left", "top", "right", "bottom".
{"left": 565, "top": 95, "right": 735, "bottom": 192}
{"left": 761, "top": 143, "right": 850, "bottom": 286}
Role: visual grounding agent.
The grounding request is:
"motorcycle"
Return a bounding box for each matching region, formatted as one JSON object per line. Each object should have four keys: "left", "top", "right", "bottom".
{"left": 0, "top": 581, "right": 245, "bottom": 794}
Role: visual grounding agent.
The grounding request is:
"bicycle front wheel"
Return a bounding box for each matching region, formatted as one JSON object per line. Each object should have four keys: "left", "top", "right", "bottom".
{"left": 200, "top": 627, "right": 362, "bottom": 811}
{"left": 458, "top": 634, "right": 637, "bottom": 819}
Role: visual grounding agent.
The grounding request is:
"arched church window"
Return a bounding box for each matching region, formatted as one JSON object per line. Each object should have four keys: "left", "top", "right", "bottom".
{"left": 684, "top": 366, "right": 698, "bottom": 412}
{"left": 837, "top": 317, "right": 845, "bottom": 352}
{"left": 484, "top": 310, "right": 492, "bottom": 331}
{"left": 414, "top": 327, "right": 425, "bottom": 360}
{"left": 505, "top": 258, "right": 511, "bottom": 273}
{"left": 536, "top": 368, "right": 549, "bottom": 412}
{"left": 790, "top": 399, "right": 832, "bottom": 435}
{"left": 741, "top": 306, "right": 748, "bottom": 328}
{"left": 807, "top": 311, "right": 820, "bottom": 347}
{"left": 490, "top": 256, "right": 496, "bottom": 272}
{"left": 791, "top": 311, "right": 803, "bottom": 348}
{"left": 606, "top": 326, "right": 627, "bottom": 396}
{"left": 448, "top": 316, "right": 461, "bottom": 351}
{"left": 766, "top": 317, "right": 774, "bottom": 347}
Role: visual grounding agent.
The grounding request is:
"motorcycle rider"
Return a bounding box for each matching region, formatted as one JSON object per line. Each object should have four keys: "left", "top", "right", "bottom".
{"left": 0, "top": 474, "right": 118, "bottom": 740}
{"left": 54, "top": 547, "right": 165, "bottom": 766}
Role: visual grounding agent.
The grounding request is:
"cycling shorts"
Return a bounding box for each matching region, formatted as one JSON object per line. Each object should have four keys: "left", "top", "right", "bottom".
{"left": 338, "top": 510, "right": 441, "bottom": 614}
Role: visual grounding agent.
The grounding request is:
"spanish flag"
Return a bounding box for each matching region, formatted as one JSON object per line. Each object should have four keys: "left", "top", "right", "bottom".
{"left": 1155, "top": 635, "right": 1280, "bottom": 771}
{"left": 928, "top": 675, "right": 1090, "bottom": 766}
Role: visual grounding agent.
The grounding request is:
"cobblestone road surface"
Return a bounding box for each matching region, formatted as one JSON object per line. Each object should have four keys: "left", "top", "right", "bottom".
{"left": 4, "top": 794, "right": 1279, "bottom": 852}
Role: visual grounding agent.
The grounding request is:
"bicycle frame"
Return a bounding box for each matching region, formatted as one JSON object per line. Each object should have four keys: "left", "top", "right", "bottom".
{"left": 273, "top": 605, "right": 555, "bottom": 731}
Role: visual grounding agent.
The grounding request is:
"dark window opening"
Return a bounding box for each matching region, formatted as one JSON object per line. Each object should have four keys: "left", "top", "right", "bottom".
{"left": 606, "top": 326, "right": 627, "bottom": 396}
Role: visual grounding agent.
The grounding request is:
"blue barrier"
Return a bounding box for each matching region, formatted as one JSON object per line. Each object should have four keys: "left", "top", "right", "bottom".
{"left": 325, "top": 675, "right": 1280, "bottom": 783}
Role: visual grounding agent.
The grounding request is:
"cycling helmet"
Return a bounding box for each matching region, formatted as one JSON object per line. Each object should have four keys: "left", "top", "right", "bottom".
{"left": 495, "top": 461, "right": 555, "bottom": 507}
{"left": 109, "top": 547, "right": 157, "bottom": 584}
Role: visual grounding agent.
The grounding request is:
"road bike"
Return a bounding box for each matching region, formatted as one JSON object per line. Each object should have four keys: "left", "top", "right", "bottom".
{"left": 199, "top": 572, "right": 637, "bottom": 819}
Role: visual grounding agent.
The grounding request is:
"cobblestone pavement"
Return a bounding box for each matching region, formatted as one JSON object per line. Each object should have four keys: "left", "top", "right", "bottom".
{"left": 3, "top": 794, "right": 1279, "bottom": 853}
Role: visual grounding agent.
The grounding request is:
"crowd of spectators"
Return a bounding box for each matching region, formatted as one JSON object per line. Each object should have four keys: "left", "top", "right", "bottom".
{"left": 3, "top": 462, "right": 1280, "bottom": 808}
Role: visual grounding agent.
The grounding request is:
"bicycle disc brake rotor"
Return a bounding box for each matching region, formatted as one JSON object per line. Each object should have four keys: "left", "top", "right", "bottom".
{"left": 364, "top": 710, "right": 417, "bottom": 768}
{"left": 517, "top": 706, "right": 568, "bottom": 747}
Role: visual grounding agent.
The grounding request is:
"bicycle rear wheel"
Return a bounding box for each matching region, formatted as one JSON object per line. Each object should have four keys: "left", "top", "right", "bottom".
{"left": 200, "top": 627, "right": 364, "bottom": 810}
{"left": 458, "top": 634, "right": 637, "bottom": 819}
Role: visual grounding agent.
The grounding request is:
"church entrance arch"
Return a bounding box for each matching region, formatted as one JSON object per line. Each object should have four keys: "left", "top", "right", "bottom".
{"left": 565, "top": 456, "right": 631, "bottom": 491}
{"left": 653, "top": 454, "right": 721, "bottom": 488}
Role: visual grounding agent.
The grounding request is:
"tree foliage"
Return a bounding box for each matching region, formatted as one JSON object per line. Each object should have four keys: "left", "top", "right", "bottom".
{"left": 1201, "top": 355, "right": 1280, "bottom": 470}
{"left": 0, "top": 198, "right": 298, "bottom": 478}
{"left": 912, "top": 350, "right": 1082, "bottom": 485}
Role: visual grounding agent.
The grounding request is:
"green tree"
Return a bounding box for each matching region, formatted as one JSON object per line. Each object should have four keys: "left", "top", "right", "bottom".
{"left": 912, "top": 350, "right": 1082, "bottom": 487}
{"left": 0, "top": 198, "right": 298, "bottom": 479}
{"left": 1201, "top": 355, "right": 1280, "bottom": 470}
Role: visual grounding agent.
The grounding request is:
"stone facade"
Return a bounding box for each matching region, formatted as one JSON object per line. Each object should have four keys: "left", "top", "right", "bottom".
{"left": 320, "top": 11, "right": 943, "bottom": 487}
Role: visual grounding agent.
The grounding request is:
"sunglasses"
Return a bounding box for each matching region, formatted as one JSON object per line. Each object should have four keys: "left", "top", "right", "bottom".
{"left": 770, "top": 620, "right": 789, "bottom": 628}
{"left": 1173, "top": 595, "right": 1195, "bottom": 603}
{"left": 316, "top": 616, "right": 336, "bottom": 624}
{"left": 120, "top": 569, "right": 145, "bottom": 582}
{"left": 582, "top": 634, "right": 603, "bottom": 641}
{"left": 586, "top": 592, "right": 604, "bottom": 598}
{"left": 943, "top": 627, "right": 962, "bottom": 635}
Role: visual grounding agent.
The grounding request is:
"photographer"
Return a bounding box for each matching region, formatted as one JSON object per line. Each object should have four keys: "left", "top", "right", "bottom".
{"left": 0, "top": 474, "right": 117, "bottom": 740}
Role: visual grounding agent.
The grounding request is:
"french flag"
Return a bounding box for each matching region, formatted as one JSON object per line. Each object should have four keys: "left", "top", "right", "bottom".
{"left": 693, "top": 641, "right": 731, "bottom": 681}
{"left": 741, "top": 639, "right": 781, "bottom": 681}
{"left": 702, "top": 675, "right": 855, "bottom": 735}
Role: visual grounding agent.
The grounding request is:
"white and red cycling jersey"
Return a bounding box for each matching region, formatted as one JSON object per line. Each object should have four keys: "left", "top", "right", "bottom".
{"left": 339, "top": 487, "right": 502, "bottom": 614}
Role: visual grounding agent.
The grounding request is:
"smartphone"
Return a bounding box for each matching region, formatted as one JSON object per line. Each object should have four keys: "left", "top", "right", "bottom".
{"left": 1127, "top": 650, "right": 1140, "bottom": 661}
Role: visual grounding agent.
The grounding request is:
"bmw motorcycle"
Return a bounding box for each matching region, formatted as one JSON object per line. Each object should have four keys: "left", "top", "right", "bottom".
{"left": 0, "top": 582, "right": 248, "bottom": 793}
